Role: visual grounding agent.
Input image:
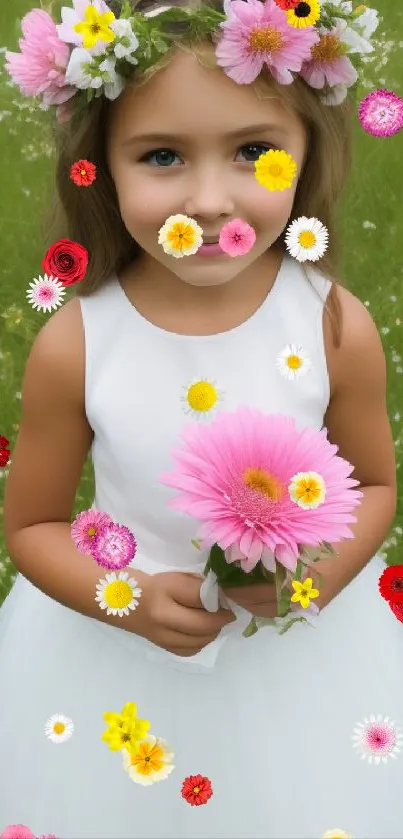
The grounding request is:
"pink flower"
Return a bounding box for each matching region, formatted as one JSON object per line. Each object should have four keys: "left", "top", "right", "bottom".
{"left": 5, "top": 9, "right": 76, "bottom": 108}
{"left": 39, "top": 835, "right": 59, "bottom": 838}
{"left": 300, "top": 23, "right": 358, "bottom": 90}
{"left": 71, "top": 508, "right": 114, "bottom": 555}
{"left": 159, "top": 408, "right": 362, "bottom": 573}
{"left": 358, "top": 89, "right": 403, "bottom": 138}
{"left": 215, "top": 0, "right": 319, "bottom": 85}
{"left": 219, "top": 219, "right": 256, "bottom": 257}
{"left": 92, "top": 522, "right": 137, "bottom": 570}
{"left": 0, "top": 827, "right": 35, "bottom": 839}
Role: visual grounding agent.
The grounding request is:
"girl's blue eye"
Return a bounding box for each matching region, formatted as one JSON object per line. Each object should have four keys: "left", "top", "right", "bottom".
{"left": 237, "top": 143, "right": 273, "bottom": 162}
{"left": 139, "top": 143, "right": 273, "bottom": 167}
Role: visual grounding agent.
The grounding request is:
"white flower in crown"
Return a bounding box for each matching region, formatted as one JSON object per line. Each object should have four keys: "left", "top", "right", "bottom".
{"left": 65, "top": 48, "right": 125, "bottom": 100}
{"left": 57, "top": 0, "right": 115, "bottom": 57}
{"left": 320, "top": 84, "right": 349, "bottom": 106}
{"left": 110, "top": 18, "right": 140, "bottom": 64}
{"left": 276, "top": 344, "right": 312, "bottom": 380}
{"left": 334, "top": 10, "right": 378, "bottom": 57}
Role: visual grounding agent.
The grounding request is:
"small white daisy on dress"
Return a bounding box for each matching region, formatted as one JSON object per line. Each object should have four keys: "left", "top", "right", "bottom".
{"left": 285, "top": 216, "right": 329, "bottom": 262}
{"left": 352, "top": 714, "right": 403, "bottom": 764}
{"left": 44, "top": 714, "right": 74, "bottom": 744}
{"left": 181, "top": 377, "right": 225, "bottom": 420}
{"left": 26, "top": 275, "right": 66, "bottom": 312}
{"left": 95, "top": 571, "right": 142, "bottom": 617}
{"left": 122, "top": 735, "right": 175, "bottom": 785}
{"left": 276, "top": 344, "right": 312, "bottom": 380}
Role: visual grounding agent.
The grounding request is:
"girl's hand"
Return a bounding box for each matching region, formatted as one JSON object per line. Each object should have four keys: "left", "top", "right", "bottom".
{"left": 221, "top": 582, "right": 278, "bottom": 618}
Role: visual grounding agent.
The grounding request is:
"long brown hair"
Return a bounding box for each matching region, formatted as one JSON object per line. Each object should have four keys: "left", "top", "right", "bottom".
{"left": 42, "top": 0, "right": 355, "bottom": 347}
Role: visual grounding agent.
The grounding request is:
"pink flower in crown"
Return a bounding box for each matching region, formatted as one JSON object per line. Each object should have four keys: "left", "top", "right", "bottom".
{"left": 71, "top": 508, "right": 114, "bottom": 555}
{"left": 92, "top": 522, "right": 137, "bottom": 570}
{"left": 0, "top": 828, "right": 35, "bottom": 839}
{"left": 159, "top": 407, "right": 362, "bottom": 573}
{"left": 299, "top": 21, "right": 358, "bottom": 90}
{"left": 57, "top": 0, "right": 116, "bottom": 57}
{"left": 215, "top": 0, "right": 320, "bottom": 85}
{"left": 5, "top": 9, "right": 76, "bottom": 109}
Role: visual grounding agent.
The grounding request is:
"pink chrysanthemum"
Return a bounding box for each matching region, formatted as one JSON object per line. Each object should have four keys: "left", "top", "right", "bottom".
{"left": 352, "top": 715, "right": 403, "bottom": 765}
{"left": 92, "top": 522, "right": 137, "bottom": 570}
{"left": 71, "top": 508, "right": 113, "bottom": 556}
{"left": 299, "top": 22, "right": 358, "bottom": 90}
{"left": 219, "top": 219, "right": 256, "bottom": 256}
{"left": 215, "top": 0, "right": 319, "bottom": 85}
{"left": 159, "top": 407, "right": 362, "bottom": 573}
{"left": 5, "top": 9, "right": 76, "bottom": 108}
{"left": 0, "top": 828, "right": 35, "bottom": 839}
{"left": 358, "top": 89, "right": 403, "bottom": 138}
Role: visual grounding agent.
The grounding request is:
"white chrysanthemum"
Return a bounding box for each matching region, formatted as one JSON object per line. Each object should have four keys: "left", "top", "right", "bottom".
{"left": 122, "top": 735, "right": 175, "bottom": 786}
{"left": 181, "top": 377, "right": 225, "bottom": 420}
{"left": 95, "top": 571, "right": 142, "bottom": 617}
{"left": 158, "top": 214, "right": 203, "bottom": 258}
{"left": 285, "top": 216, "right": 329, "bottom": 262}
{"left": 352, "top": 714, "right": 403, "bottom": 764}
{"left": 110, "top": 18, "right": 140, "bottom": 64}
{"left": 26, "top": 275, "right": 66, "bottom": 313}
{"left": 45, "top": 714, "right": 74, "bottom": 743}
{"left": 276, "top": 344, "right": 312, "bottom": 380}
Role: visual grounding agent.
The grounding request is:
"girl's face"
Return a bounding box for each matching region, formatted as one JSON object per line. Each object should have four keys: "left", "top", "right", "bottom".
{"left": 107, "top": 47, "right": 307, "bottom": 288}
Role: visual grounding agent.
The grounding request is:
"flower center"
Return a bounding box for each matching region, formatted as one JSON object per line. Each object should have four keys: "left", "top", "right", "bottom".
{"left": 367, "top": 724, "right": 395, "bottom": 752}
{"left": 187, "top": 381, "right": 218, "bottom": 412}
{"left": 311, "top": 34, "right": 344, "bottom": 62}
{"left": 392, "top": 578, "right": 403, "bottom": 591}
{"left": 53, "top": 722, "right": 66, "bottom": 734}
{"left": 249, "top": 27, "right": 283, "bottom": 54}
{"left": 193, "top": 786, "right": 200, "bottom": 794}
{"left": 87, "top": 526, "right": 97, "bottom": 536}
{"left": 243, "top": 468, "right": 285, "bottom": 501}
{"left": 294, "top": 2, "right": 311, "bottom": 17}
{"left": 287, "top": 354, "right": 302, "bottom": 369}
{"left": 298, "top": 230, "right": 316, "bottom": 248}
{"left": 81, "top": 169, "right": 87, "bottom": 175}
{"left": 91, "top": 23, "right": 101, "bottom": 34}
{"left": 268, "top": 164, "right": 283, "bottom": 177}
{"left": 104, "top": 580, "right": 133, "bottom": 608}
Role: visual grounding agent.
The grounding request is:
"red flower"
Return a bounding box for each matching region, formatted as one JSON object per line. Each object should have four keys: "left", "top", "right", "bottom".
{"left": 378, "top": 564, "right": 403, "bottom": 605}
{"left": 0, "top": 435, "right": 11, "bottom": 468}
{"left": 181, "top": 774, "right": 213, "bottom": 806}
{"left": 42, "top": 239, "right": 88, "bottom": 288}
{"left": 70, "top": 159, "right": 97, "bottom": 187}
{"left": 273, "top": 0, "right": 300, "bottom": 9}
{"left": 389, "top": 601, "right": 403, "bottom": 624}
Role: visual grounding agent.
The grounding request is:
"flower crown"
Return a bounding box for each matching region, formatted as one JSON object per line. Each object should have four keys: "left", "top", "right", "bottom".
{"left": 6, "top": 0, "right": 381, "bottom": 122}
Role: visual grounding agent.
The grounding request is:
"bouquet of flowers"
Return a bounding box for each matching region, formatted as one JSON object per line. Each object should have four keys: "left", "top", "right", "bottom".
{"left": 159, "top": 407, "right": 363, "bottom": 635}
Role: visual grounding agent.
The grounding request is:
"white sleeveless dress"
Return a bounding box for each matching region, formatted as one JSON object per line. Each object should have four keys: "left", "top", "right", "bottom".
{"left": 0, "top": 255, "right": 402, "bottom": 838}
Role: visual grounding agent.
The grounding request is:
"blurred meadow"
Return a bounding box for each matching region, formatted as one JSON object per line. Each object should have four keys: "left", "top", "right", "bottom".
{"left": 0, "top": 0, "right": 402, "bottom": 604}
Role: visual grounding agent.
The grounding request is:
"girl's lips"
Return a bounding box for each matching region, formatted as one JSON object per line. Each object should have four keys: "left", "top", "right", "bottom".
{"left": 195, "top": 243, "right": 225, "bottom": 257}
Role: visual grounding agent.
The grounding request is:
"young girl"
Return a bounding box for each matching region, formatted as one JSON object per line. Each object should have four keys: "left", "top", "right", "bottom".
{"left": 1, "top": 0, "right": 402, "bottom": 836}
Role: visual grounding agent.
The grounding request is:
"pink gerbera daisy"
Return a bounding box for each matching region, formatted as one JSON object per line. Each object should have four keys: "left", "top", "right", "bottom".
{"left": 92, "top": 522, "right": 137, "bottom": 570}
{"left": 358, "top": 89, "right": 403, "bottom": 138}
{"left": 159, "top": 407, "right": 362, "bottom": 573}
{"left": 71, "top": 508, "right": 114, "bottom": 556}
{"left": 5, "top": 9, "right": 76, "bottom": 108}
{"left": 300, "top": 22, "right": 358, "bottom": 90}
{"left": 0, "top": 828, "right": 35, "bottom": 839}
{"left": 215, "top": 0, "right": 320, "bottom": 85}
{"left": 219, "top": 219, "right": 256, "bottom": 256}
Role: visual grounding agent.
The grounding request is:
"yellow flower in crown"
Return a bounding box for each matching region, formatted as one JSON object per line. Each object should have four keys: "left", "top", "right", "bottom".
{"left": 102, "top": 702, "right": 151, "bottom": 754}
{"left": 288, "top": 471, "right": 327, "bottom": 509}
{"left": 291, "top": 577, "right": 320, "bottom": 609}
{"left": 73, "top": 4, "right": 116, "bottom": 50}
{"left": 286, "top": 0, "right": 321, "bottom": 29}
{"left": 181, "top": 377, "right": 225, "bottom": 420}
{"left": 158, "top": 214, "right": 204, "bottom": 258}
{"left": 254, "top": 149, "right": 297, "bottom": 192}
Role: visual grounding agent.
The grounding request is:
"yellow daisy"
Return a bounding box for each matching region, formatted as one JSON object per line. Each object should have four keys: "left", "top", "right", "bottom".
{"left": 95, "top": 571, "right": 142, "bottom": 617}
{"left": 73, "top": 5, "right": 116, "bottom": 50}
{"left": 181, "top": 377, "right": 225, "bottom": 420}
{"left": 288, "top": 471, "right": 326, "bottom": 509}
{"left": 45, "top": 713, "right": 74, "bottom": 744}
{"left": 254, "top": 149, "right": 297, "bottom": 192}
{"left": 291, "top": 577, "right": 320, "bottom": 608}
{"left": 276, "top": 344, "right": 312, "bottom": 380}
{"left": 102, "top": 702, "right": 151, "bottom": 753}
{"left": 122, "top": 735, "right": 175, "bottom": 785}
{"left": 158, "top": 214, "right": 203, "bottom": 258}
{"left": 322, "top": 831, "right": 353, "bottom": 839}
{"left": 286, "top": 0, "right": 321, "bottom": 29}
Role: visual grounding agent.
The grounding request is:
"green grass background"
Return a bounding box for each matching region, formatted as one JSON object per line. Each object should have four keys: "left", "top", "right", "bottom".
{"left": 0, "top": 0, "right": 402, "bottom": 604}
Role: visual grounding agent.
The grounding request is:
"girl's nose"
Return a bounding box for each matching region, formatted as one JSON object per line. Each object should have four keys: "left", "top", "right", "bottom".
{"left": 184, "top": 168, "right": 235, "bottom": 220}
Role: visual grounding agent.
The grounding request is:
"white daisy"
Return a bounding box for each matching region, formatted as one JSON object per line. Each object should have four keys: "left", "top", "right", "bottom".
{"left": 276, "top": 344, "right": 312, "bottom": 380}
{"left": 181, "top": 377, "right": 225, "bottom": 420}
{"left": 26, "top": 274, "right": 66, "bottom": 313}
{"left": 352, "top": 714, "right": 403, "bottom": 764}
{"left": 110, "top": 18, "right": 140, "bottom": 64}
{"left": 95, "top": 571, "right": 142, "bottom": 617}
{"left": 285, "top": 216, "right": 329, "bottom": 262}
{"left": 122, "top": 735, "right": 175, "bottom": 785}
{"left": 45, "top": 713, "right": 74, "bottom": 743}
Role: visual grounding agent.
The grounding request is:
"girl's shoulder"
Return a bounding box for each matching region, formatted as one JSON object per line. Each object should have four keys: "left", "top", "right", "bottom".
{"left": 29, "top": 297, "right": 86, "bottom": 407}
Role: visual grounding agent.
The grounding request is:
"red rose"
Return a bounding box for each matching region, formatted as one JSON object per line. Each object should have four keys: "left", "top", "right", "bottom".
{"left": 181, "top": 774, "right": 213, "bottom": 806}
{"left": 378, "top": 564, "right": 403, "bottom": 605}
{"left": 42, "top": 239, "right": 88, "bottom": 288}
{"left": 0, "top": 435, "right": 11, "bottom": 467}
{"left": 389, "top": 601, "right": 403, "bottom": 624}
{"left": 70, "top": 159, "right": 97, "bottom": 187}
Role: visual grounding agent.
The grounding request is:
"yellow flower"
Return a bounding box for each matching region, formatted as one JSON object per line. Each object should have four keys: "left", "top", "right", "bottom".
{"left": 322, "top": 831, "right": 353, "bottom": 839}
{"left": 291, "top": 577, "right": 320, "bottom": 609}
{"left": 286, "top": 0, "right": 321, "bottom": 29}
{"left": 122, "top": 735, "right": 175, "bottom": 785}
{"left": 73, "top": 4, "right": 116, "bottom": 50}
{"left": 254, "top": 149, "right": 297, "bottom": 192}
{"left": 158, "top": 214, "right": 203, "bottom": 258}
{"left": 288, "top": 471, "right": 326, "bottom": 509}
{"left": 102, "top": 702, "right": 150, "bottom": 753}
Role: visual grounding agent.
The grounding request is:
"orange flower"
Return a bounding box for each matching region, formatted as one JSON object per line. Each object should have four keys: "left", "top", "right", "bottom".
{"left": 70, "top": 159, "right": 97, "bottom": 187}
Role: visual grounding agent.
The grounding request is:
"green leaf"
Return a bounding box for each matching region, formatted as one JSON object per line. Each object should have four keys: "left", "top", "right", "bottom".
{"left": 242, "top": 617, "right": 259, "bottom": 638}
{"left": 277, "top": 616, "right": 311, "bottom": 636}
